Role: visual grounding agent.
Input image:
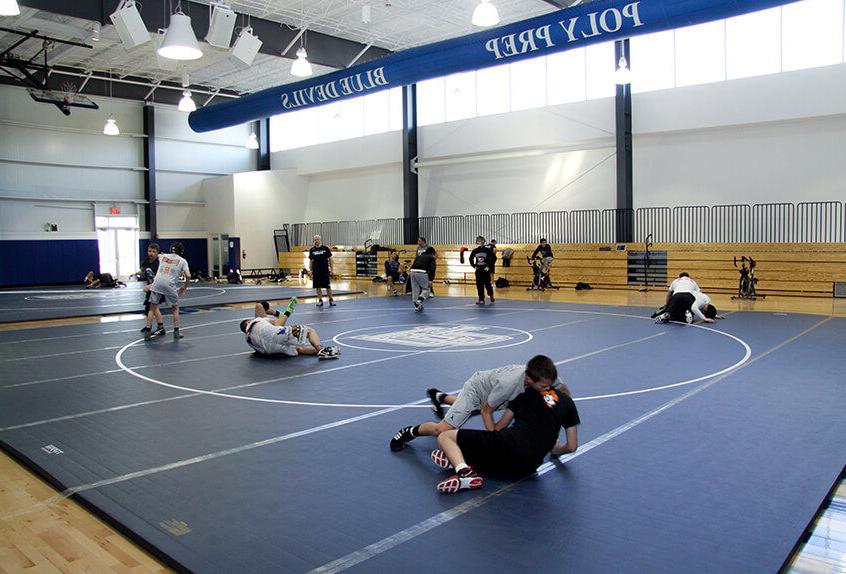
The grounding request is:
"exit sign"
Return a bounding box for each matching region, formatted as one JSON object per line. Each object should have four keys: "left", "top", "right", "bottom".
{"left": 110, "top": 207, "right": 121, "bottom": 215}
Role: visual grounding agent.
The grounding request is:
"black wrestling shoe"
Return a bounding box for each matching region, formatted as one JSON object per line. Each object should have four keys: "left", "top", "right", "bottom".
{"left": 390, "top": 426, "right": 416, "bottom": 452}
{"left": 143, "top": 328, "right": 153, "bottom": 341}
{"left": 426, "top": 388, "right": 445, "bottom": 419}
{"left": 140, "top": 326, "right": 150, "bottom": 334}
{"left": 173, "top": 328, "right": 183, "bottom": 340}
{"left": 152, "top": 326, "right": 166, "bottom": 337}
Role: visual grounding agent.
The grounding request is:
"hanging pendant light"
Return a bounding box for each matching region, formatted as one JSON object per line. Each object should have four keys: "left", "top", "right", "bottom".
{"left": 290, "top": 46, "right": 313, "bottom": 77}
{"left": 158, "top": 10, "right": 203, "bottom": 60}
{"left": 178, "top": 72, "right": 197, "bottom": 112}
{"left": 472, "top": 0, "right": 499, "bottom": 27}
{"left": 245, "top": 132, "right": 259, "bottom": 149}
{"left": 0, "top": 0, "right": 21, "bottom": 16}
{"left": 614, "top": 56, "right": 632, "bottom": 85}
{"left": 103, "top": 114, "right": 120, "bottom": 135}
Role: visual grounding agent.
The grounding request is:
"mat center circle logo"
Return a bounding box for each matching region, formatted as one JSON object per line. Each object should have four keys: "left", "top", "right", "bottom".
{"left": 334, "top": 323, "right": 532, "bottom": 353}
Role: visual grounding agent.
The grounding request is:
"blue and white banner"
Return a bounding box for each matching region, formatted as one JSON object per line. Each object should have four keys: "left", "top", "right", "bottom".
{"left": 189, "top": 0, "right": 800, "bottom": 133}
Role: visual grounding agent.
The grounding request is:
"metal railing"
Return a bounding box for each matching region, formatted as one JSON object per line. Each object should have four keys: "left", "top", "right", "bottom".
{"left": 286, "top": 201, "right": 844, "bottom": 247}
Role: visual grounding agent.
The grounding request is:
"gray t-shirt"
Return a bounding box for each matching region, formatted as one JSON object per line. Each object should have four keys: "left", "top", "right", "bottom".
{"left": 151, "top": 253, "right": 189, "bottom": 298}
{"left": 479, "top": 364, "right": 565, "bottom": 410}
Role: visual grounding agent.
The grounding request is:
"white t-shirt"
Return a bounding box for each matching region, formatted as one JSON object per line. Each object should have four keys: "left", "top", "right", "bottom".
{"left": 245, "top": 317, "right": 302, "bottom": 356}
{"left": 668, "top": 276, "right": 700, "bottom": 295}
{"left": 151, "top": 253, "right": 189, "bottom": 298}
{"left": 691, "top": 291, "right": 712, "bottom": 322}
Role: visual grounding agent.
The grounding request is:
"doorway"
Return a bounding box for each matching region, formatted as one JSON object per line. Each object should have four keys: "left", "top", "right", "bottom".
{"left": 96, "top": 215, "right": 139, "bottom": 279}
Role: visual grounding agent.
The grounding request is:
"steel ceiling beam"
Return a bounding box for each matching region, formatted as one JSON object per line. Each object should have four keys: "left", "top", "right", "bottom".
{"left": 18, "top": 0, "right": 392, "bottom": 69}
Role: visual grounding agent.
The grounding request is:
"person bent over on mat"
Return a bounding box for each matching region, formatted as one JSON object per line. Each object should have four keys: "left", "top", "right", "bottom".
{"left": 654, "top": 273, "right": 718, "bottom": 324}
{"left": 431, "top": 355, "right": 580, "bottom": 494}
{"left": 239, "top": 298, "right": 340, "bottom": 359}
{"left": 390, "top": 360, "right": 570, "bottom": 451}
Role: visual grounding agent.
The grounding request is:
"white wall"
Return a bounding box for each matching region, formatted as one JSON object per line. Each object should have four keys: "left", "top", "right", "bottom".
{"left": 267, "top": 63, "right": 846, "bottom": 224}
{"left": 201, "top": 170, "right": 309, "bottom": 268}
{"left": 0, "top": 84, "right": 256, "bottom": 238}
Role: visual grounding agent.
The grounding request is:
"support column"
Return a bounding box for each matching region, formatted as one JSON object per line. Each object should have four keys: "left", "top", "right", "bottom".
{"left": 143, "top": 103, "right": 157, "bottom": 238}
{"left": 257, "top": 118, "right": 270, "bottom": 171}
{"left": 402, "top": 84, "right": 419, "bottom": 244}
{"left": 615, "top": 39, "right": 633, "bottom": 243}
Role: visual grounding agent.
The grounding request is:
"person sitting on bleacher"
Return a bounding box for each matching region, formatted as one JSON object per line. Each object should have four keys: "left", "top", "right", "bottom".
{"left": 384, "top": 251, "right": 401, "bottom": 296}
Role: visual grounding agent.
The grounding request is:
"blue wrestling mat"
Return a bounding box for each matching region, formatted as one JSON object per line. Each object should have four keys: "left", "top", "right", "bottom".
{"left": 1, "top": 298, "right": 844, "bottom": 572}
{"left": 0, "top": 283, "right": 362, "bottom": 323}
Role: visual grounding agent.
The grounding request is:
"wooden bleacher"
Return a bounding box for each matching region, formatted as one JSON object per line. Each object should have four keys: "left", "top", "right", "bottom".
{"left": 279, "top": 242, "right": 846, "bottom": 298}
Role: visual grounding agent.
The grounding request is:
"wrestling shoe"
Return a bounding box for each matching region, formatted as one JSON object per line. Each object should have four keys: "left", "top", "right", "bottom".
{"left": 437, "top": 467, "right": 483, "bottom": 494}
{"left": 475, "top": 300, "right": 484, "bottom": 306}
{"left": 414, "top": 300, "right": 423, "bottom": 313}
{"left": 654, "top": 312, "right": 669, "bottom": 324}
{"left": 143, "top": 328, "right": 153, "bottom": 341}
{"left": 172, "top": 328, "right": 183, "bottom": 340}
{"left": 685, "top": 310, "right": 694, "bottom": 324}
{"left": 390, "top": 426, "right": 416, "bottom": 452}
{"left": 316, "top": 300, "right": 324, "bottom": 307}
{"left": 650, "top": 305, "right": 667, "bottom": 319}
{"left": 426, "top": 388, "right": 445, "bottom": 419}
{"left": 430, "top": 449, "right": 453, "bottom": 469}
{"left": 317, "top": 346, "right": 340, "bottom": 360}
{"left": 140, "top": 326, "right": 150, "bottom": 334}
{"left": 489, "top": 296, "right": 495, "bottom": 303}
{"left": 329, "top": 299, "right": 336, "bottom": 307}
{"left": 151, "top": 326, "right": 166, "bottom": 337}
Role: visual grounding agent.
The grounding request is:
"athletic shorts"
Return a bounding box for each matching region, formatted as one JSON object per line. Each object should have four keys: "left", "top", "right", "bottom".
{"left": 457, "top": 429, "right": 539, "bottom": 475}
{"left": 443, "top": 372, "right": 503, "bottom": 428}
{"left": 149, "top": 289, "right": 179, "bottom": 307}
{"left": 262, "top": 325, "right": 310, "bottom": 356}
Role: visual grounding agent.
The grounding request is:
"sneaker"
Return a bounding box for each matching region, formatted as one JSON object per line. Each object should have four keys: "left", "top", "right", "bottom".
{"left": 316, "top": 300, "right": 324, "bottom": 307}
{"left": 317, "top": 346, "right": 340, "bottom": 360}
{"left": 390, "top": 426, "right": 416, "bottom": 452}
{"left": 393, "top": 289, "right": 398, "bottom": 296}
{"left": 414, "top": 300, "right": 423, "bottom": 313}
{"left": 489, "top": 296, "right": 496, "bottom": 303}
{"left": 329, "top": 299, "right": 336, "bottom": 307}
{"left": 475, "top": 300, "right": 484, "bottom": 306}
{"left": 650, "top": 305, "right": 667, "bottom": 319}
{"left": 430, "top": 449, "right": 453, "bottom": 469}
{"left": 437, "top": 467, "right": 483, "bottom": 494}
{"left": 654, "top": 312, "right": 669, "bottom": 324}
{"left": 152, "top": 327, "right": 166, "bottom": 337}
{"left": 685, "top": 310, "right": 694, "bottom": 324}
{"left": 426, "top": 388, "right": 445, "bottom": 419}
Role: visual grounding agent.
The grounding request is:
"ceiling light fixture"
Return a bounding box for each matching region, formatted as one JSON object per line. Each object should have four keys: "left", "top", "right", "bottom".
{"left": 103, "top": 114, "right": 120, "bottom": 135}
{"left": 245, "top": 131, "right": 259, "bottom": 149}
{"left": 0, "top": 0, "right": 21, "bottom": 17}
{"left": 178, "top": 72, "right": 197, "bottom": 111}
{"left": 158, "top": 4, "right": 203, "bottom": 60}
{"left": 614, "top": 56, "right": 632, "bottom": 84}
{"left": 472, "top": 0, "right": 499, "bottom": 27}
{"left": 290, "top": 45, "right": 312, "bottom": 77}
{"left": 103, "top": 72, "right": 120, "bottom": 135}
{"left": 230, "top": 25, "right": 262, "bottom": 67}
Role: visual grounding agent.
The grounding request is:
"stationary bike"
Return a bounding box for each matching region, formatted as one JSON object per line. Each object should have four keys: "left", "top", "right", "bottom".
{"left": 731, "top": 256, "right": 765, "bottom": 300}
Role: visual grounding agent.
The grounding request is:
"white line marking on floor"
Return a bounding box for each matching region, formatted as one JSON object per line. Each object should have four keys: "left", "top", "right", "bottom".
{"left": 306, "top": 316, "right": 829, "bottom": 574}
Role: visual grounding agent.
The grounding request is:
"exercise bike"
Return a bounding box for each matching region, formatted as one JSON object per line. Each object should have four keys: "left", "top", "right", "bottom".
{"left": 526, "top": 256, "right": 559, "bottom": 291}
{"left": 731, "top": 256, "right": 765, "bottom": 300}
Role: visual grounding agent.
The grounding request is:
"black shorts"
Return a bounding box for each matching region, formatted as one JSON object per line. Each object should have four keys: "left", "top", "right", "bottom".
{"left": 457, "top": 429, "right": 539, "bottom": 475}
{"left": 387, "top": 271, "right": 399, "bottom": 281}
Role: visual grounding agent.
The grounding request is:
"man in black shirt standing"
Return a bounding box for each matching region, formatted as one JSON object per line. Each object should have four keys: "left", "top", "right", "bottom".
{"left": 410, "top": 246, "right": 437, "bottom": 312}
{"left": 469, "top": 235, "right": 496, "bottom": 305}
{"left": 137, "top": 243, "right": 164, "bottom": 336}
{"left": 430, "top": 355, "right": 580, "bottom": 494}
{"left": 308, "top": 235, "right": 335, "bottom": 307}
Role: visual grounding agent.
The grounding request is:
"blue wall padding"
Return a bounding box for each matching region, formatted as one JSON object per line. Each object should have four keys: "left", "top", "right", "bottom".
{"left": 140, "top": 239, "right": 208, "bottom": 277}
{"left": 0, "top": 240, "right": 100, "bottom": 287}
